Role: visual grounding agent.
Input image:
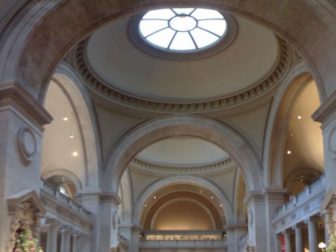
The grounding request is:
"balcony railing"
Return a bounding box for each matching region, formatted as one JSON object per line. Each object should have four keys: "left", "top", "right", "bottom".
{"left": 272, "top": 175, "right": 326, "bottom": 232}
{"left": 141, "top": 230, "right": 226, "bottom": 241}
{"left": 139, "top": 230, "right": 227, "bottom": 249}
{"left": 40, "top": 179, "right": 93, "bottom": 233}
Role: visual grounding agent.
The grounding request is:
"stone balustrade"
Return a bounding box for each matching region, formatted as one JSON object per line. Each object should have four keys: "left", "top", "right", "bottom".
{"left": 273, "top": 175, "right": 325, "bottom": 233}
{"left": 40, "top": 180, "right": 93, "bottom": 234}
{"left": 139, "top": 230, "right": 227, "bottom": 249}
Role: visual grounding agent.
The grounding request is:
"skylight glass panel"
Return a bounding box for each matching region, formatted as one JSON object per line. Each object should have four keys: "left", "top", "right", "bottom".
{"left": 198, "top": 20, "right": 227, "bottom": 36}
{"left": 138, "top": 8, "right": 227, "bottom": 53}
{"left": 169, "top": 32, "right": 196, "bottom": 50}
{"left": 139, "top": 20, "right": 168, "bottom": 37}
{"left": 143, "top": 9, "right": 175, "bottom": 19}
{"left": 190, "top": 28, "right": 219, "bottom": 48}
{"left": 146, "top": 28, "right": 175, "bottom": 48}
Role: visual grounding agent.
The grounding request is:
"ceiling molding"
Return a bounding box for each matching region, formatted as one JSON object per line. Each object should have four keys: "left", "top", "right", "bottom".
{"left": 130, "top": 157, "right": 236, "bottom": 175}
{"left": 73, "top": 37, "right": 291, "bottom": 113}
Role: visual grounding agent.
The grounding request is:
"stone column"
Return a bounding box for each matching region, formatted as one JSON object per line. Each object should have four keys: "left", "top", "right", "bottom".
{"left": 295, "top": 223, "right": 303, "bottom": 252}
{"left": 225, "top": 222, "right": 247, "bottom": 252}
{"left": 76, "top": 190, "right": 101, "bottom": 252}
{"left": 308, "top": 217, "right": 318, "bottom": 252}
{"left": 46, "top": 220, "right": 59, "bottom": 252}
{"left": 0, "top": 82, "right": 52, "bottom": 251}
{"left": 264, "top": 188, "right": 287, "bottom": 251}
{"left": 60, "top": 226, "right": 71, "bottom": 252}
{"left": 72, "top": 232, "right": 79, "bottom": 252}
{"left": 313, "top": 92, "right": 336, "bottom": 241}
{"left": 245, "top": 192, "right": 268, "bottom": 251}
{"left": 129, "top": 225, "right": 141, "bottom": 252}
{"left": 98, "top": 193, "right": 120, "bottom": 252}
{"left": 284, "top": 229, "right": 292, "bottom": 252}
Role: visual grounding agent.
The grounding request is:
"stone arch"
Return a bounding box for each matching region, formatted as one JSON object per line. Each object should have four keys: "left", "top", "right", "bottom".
{"left": 42, "top": 168, "right": 82, "bottom": 192}
{"left": 103, "top": 115, "right": 262, "bottom": 193}
{"left": 1, "top": 0, "right": 333, "bottom": 101}
{"left": 46, "top": 62, "right": 101, "bottom": 189}
{"left": 264, "top": 61, "right": 320, "bottom": 186}
{"left": 133, "top": 175, "right": 233, "bottom": 227}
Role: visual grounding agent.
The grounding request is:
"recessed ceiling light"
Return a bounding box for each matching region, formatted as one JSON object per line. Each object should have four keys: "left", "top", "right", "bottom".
{"left": 63, "top": 117, "right": 69, "bottom": 121}
{"left": 297, "top": 115, "right": 302, "bottom": 120}
{"left": 69, "top": 134, "right": 74, "bottom": 139}
{"left": 286, "top": 150, "right": 292, "bottom": 155}
{"left": 72, "top": 151, "right": 78, "bottom": 157}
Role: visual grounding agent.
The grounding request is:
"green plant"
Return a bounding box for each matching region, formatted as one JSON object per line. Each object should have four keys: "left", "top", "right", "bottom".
{"left": 13, "top": 228, "right": 43, "bottom": 252}
{"left": 326, "top": 235, "right": 336, "bottom": 252}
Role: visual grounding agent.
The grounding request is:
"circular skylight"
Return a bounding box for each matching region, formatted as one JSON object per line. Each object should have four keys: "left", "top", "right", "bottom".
{"left": 139, "top": 8, "right": 227, "bottom": 52}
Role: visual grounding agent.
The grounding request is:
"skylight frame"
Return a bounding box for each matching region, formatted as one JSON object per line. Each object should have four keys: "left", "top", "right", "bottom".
{"left": 128, "top": 9, "right": 238, "bottom": 61}
{"left": 138, "top": 8, "right": 227, "bottom": 53}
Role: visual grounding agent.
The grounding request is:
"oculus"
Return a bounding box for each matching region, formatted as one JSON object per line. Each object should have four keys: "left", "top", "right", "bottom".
{"left": 138, "top": 8, "right": 227, "bottom": 52}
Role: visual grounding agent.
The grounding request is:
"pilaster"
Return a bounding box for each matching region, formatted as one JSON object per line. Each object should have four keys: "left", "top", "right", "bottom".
{"left": 0, "top": 82, "right": 51, "bottom": 252}
{"left": 245, "top": 191, "right": 267, "bottom": 252}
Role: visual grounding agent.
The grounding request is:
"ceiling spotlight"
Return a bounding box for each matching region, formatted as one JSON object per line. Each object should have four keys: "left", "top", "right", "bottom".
{"left": 63, "top": 117, "right": 69, "bottom": 121}
{"left": 69, "top": 134, "right": 74, "bottom": 139}
{"left": 153, "top": 196, "right": 157, "bottom": 200}
{"left": 286, "top": 150, "right": 292, "bottom": 155}
{"left": 297, "top": 115, "right": 302, "bottom": 120}
{"left": 72, "top": 151, "right": 78, "bottom": 157}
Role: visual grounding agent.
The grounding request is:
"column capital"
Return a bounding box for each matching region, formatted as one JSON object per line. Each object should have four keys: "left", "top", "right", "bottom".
{"left": 100, "top": 192, "right": 121, "bottom": 205}
{"left": 0, "top": 81, "right": 52, "bottom": 127}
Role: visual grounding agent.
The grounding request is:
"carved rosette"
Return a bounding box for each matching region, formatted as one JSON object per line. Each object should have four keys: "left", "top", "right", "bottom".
{"left": 17, "top": 127, "right": 37, "bottom": 165}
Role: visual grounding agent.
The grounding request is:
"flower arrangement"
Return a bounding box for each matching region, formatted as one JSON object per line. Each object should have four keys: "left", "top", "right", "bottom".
{"left": 13, "top": 228, "right": 43, "bottom": 252}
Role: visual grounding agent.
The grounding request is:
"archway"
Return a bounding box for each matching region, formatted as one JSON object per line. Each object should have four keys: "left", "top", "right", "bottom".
{"left": 265, "top": 62, "right": 323, "bottom": 188}
{"left": 133, "top": 175, "right": 233, "bottom": 227}
{"left": 103, "top": 115, "right": 262, "bottom": 193}
{"left": 42, "top": 63, "right": 100, "bottom": 190}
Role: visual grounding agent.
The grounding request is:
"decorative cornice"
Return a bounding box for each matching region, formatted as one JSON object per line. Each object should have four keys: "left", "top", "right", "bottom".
{"left": 0, "top": 81, "right": 52, "bottom": 126}
{"left": 131, "top": 157, "right": 235, "bottom": 174}
{"left": 74, "top": 37, "right": 291, "bottom": 113}
{"left": 312, "top": 89, "right": 336, "bottom": 128}
{"left": 0, "top": 0, "right": 40, "bottom": 53}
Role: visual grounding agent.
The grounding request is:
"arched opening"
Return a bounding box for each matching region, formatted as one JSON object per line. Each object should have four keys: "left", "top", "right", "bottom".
{"left": 268, "top": 72, "right": 324, "bottom": 189}
{"left": 41, "top": 68, "right": 100, "bottom": 191}
{"left": 103, "top": 116, "right": 262, "bottom": 194}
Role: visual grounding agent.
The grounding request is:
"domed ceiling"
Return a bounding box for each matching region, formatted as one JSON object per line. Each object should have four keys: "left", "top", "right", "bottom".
{"left": 137, "top": 137, "right": 228, "bottom": 167}
{"left": 75, "top": 9, "right": 290, "bottom": 112}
